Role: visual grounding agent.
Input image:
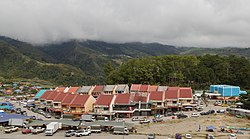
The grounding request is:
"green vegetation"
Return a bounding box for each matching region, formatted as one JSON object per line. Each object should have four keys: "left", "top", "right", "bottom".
{"left": 106, "top": 55, "right": 250, "bottom": 90}
{"left": 1, "top": 36, "right": 250, "bottom": 89}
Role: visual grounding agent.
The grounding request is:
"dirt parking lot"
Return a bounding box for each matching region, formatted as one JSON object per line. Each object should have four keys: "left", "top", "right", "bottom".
{"left": 136, "top": 114, "right": 250, "bottom": 139}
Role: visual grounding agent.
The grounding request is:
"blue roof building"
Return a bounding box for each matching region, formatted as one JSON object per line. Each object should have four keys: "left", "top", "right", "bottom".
{"left": 34, "top": 89, "right": 47, "bottom": 99}
{"left": 210, "top": 85, "right": 247, "bottom": 97}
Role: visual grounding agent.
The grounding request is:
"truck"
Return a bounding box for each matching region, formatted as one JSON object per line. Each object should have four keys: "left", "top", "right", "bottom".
{"left": 113, "top": 126, "right": 129, "bottom": 135}
{"left": 81, "top": 114, "right": 94, "bottom": 122}
{"left": 96, "top": 116, "right": 109, "bottom": 121}
{"left": 90, "top": 125, "right": 101, "bottom": 133}
{"left": 8, "top": 118, "right": 25, "bottom": 127}
{"left": 45, "top": 122, "right": 60, "bottom": 136}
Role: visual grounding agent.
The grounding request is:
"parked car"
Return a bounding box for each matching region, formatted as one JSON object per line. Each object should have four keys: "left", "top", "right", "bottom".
{"left": 44, "top": 113, "right": 51, "bottom": 118}
{"left": 65, "top": 129, "right": 76, "bottom": 137}
{"left": 216, "top": 109, "right": 225, "bottom": 113}
{"left": 75, "top": 129, "right": 91, "bottom": 137}
{"left": 228, "top": 134, "right": 237, "bottom": 139}
{"left": 32, "top": 127, "right": 45, "bottom": 134}
{"left": 207, "top": 110, "right": 215, "bottom": 114}
{"left": 191, "top": 113, "right": 199, "bottom": 117}
{"left": 148, "top": 133, "right": 155, "bottom": 139}
{"left": 22, "top": 128, "right": 32, "bottom": 134}
{"left": 152, "top": 118, "right": 163, "bottom": 122}
{"left": 185, "top": 134, "right": 192, "bottom": 139}
{"left": 131, "top": 117, "right": 140, "bottom": 121}
{"left": 177, "top": 114, "right": 188, "bottom": 119}
{"left": 200, "top": 112, "right": 208, "bottom": 115}
{"left": 4, "top": 126, "right": 19, "bottom": 133}
{"left": 139, "top": 119, "right": 150, "bottom": 124}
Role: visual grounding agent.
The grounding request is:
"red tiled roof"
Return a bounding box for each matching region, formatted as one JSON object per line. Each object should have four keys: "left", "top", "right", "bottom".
{"left": 70, "top": 94, "right": 90, "bottom": 107}
{"left": 40, "top": 91, "right": 53, "bottom": 100}
{"left": 67, "top": 87, "right": 79, "bottom": 93}
{"left": 114, "top": 94, "right": 131, "bottom": 104}
{"left": 165, "top": 87, "right": 179, "bottom": 99}
{"left": 54, "top": 92, "right": 68, "bottom": 102}
{"left": 139, "top": 85, "right": 149, "bottom": 92}
{"left": 133, "top": 92, "right": 148, "bottom": 103}
{"left": 179, "top": 88, "right": 193, "bottom": 98}
{"left": 131, "top": 84, "right": 141, "bottom": 91}
{"left": 148, "top": 85, "right": 158, "bottom": 92}
{"left": 95, "top": 94, "right": 114, "bottom": 106}
{"left": 61, "top": 93, "right": 77, "bottom": 105}
{"left": 55, "top": 87, "right": 66, "bottom": 92}
{"left": 46, "top": 91, "right": 60, "bottom": 101}
{"left": 149, "top": 91, "right": 164, "bottom": 101}
{"left": 93, "top": 85, "right": 104, "bottom": 92}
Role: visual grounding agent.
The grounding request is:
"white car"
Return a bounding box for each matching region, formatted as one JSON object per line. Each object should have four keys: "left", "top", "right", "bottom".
{"left": 191, "top": 113, "right": 199, "bottom": 117}
{"left": 229, "top": 134, "right": 237, "bottom": 139}
{"left": 75, "top": 129, "right": 91, "bottom": 137}
{"left": 4, "top": 126, "right": 19, "bottom": 133}
{"left": 185, "top": 134, "right": 192, "bottom": 139}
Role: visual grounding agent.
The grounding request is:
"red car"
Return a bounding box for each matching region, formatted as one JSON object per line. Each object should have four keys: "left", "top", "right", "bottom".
{"left": 22, "top": 128, "right": 31, "bottom": 134}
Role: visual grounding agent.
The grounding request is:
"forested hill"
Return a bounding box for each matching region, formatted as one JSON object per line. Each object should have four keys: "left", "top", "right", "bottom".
{"left": 1, "top": 36, "right": 250, "bottom": 87}
{"left": 106, "top": 55, "right": 250, "bottom": 90}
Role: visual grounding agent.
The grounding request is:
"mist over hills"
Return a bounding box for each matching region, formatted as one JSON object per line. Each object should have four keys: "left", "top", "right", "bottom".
{"left": 0, "top": 36, "right": 249, "bottom": 86}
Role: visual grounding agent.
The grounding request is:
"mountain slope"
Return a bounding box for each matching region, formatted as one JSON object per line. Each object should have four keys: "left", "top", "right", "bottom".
{"left": 0, "top": 40, "right": 87, "bottom": 86}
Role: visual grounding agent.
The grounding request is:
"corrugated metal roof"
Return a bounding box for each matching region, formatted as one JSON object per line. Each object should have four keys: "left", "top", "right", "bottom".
{"left": 157, "top": 86, "right": 168, "bottom": 91}
{"left": 115, "top": 84, "right": 128, "bottom": 91}
{"left": 0, "top": 112, "right": 30, "bottom": 123}
{"left": 34, "top": 90, "right": 48, "bottom": 98}
{"left": 78, "top": 86, "right": 92, "bottom": 93}
{"left": 104, "top": 85, "right": 116, "bottom": 92}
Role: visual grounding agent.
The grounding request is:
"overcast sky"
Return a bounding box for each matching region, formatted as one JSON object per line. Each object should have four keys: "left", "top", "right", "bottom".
{"left": 0, "top": 0, "right": 250, "bottom": 47}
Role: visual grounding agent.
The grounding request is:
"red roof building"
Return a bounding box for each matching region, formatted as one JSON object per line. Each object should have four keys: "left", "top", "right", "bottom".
{"left": 133, "top": 92, "right": 148, "bottom": 103}
{"left": 94, "top": 94, "right": 115, "bottom": 114}
{"left": 165, "top": 87, "right": 179, "bottom": 100}
{"left": 130, "top": 84, "right": 141, "bottom": 93}
{"left": 40, "top": 91, "right": 54, "bottom": 100}
{"left": 149, "top": 91, "right": 164, "bottom": 101}
{"left": 114, "top": 94, "right": 132, "bottom": 105}
{"left": 94, "top": 94, "right": 115, "bottom": 106}
{"left": 46, "top": 91, "right": 60, "bottom": 101}
{"left": 92, "top": 85, "right": 104, "bottom": 97}
{"left": 148, "top": 85, "right": 158, "bottom": 92}
{"left": 67, "top": 87, "right": 79, "bottom": 93}
{"left": 61, "top": 93, "right": 77, "bottom": 106}
{"left": 53, "top": 92, "right": 68, "bottom": 102}
{"left": 179, "top": 88, "right": 193, "bottom": 98}
{"left": 139, "top": 85, "right": 149, "bottom": 92}
{"left": 70, "top": 94, "right": 89, "bottom": 107}
{"left": 54, "top": 87, "right": 66, "bottom": 92}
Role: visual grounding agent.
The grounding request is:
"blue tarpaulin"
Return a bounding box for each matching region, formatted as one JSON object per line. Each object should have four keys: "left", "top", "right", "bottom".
{"left": 0, "top": 112, "right": 30, "bottom": 123}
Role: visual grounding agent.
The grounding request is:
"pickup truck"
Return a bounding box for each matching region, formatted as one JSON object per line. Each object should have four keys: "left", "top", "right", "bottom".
{"left": 4, "top": 126, "right": 19, "bottom": 133}
{"left": 75, "top": 129, "right": 91, "bottom": 136}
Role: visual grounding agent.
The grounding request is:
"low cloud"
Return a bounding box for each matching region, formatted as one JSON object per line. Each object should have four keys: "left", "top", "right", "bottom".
{"left": 0, "top": 0, "right": 250, "bottom": 47}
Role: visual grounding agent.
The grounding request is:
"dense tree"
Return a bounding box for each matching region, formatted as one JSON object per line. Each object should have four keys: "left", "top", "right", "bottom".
{"left": 107, "top": 55, "right": 250, "bottom": 90}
